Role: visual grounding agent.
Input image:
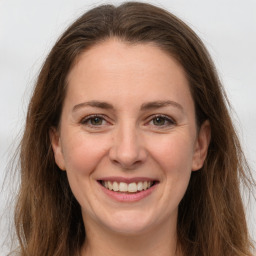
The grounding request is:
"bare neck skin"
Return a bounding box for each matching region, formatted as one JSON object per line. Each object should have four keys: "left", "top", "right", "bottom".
{"left": 80, "top": 212, "right": 180, "bottom": 256}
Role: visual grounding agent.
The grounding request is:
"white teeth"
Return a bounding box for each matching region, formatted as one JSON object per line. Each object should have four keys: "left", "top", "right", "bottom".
{"left": 102, "top": 180, "right": 154, "bottom": 193}
{"left": 143, "top": 181, "right": 148, "bottom": 190}
{"left": 137, "top": 182, "right": 143, "bottom": 191}
{"left": 128, "top": 182, "right": 137, "bottom": 192}
{"left": 119, "top": 182, "right": 128, "bottom": 192}
{"left": 107, "top": 181, "right": 113, "bottom": 190}
{"left": 113, "top": 181, "right": 119, "bottom": 191}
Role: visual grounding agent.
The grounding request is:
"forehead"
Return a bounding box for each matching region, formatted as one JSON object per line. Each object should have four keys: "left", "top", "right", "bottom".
{"left": 68, "top": 39, "right": 185, "bottom": 80}
{"left": 65, "top": 39, "right": 193, "bottom": 110}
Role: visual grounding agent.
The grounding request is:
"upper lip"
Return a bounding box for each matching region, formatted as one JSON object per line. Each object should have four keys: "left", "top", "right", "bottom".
{"left": 98, "top": 176, "right": 158, "bottom": 183}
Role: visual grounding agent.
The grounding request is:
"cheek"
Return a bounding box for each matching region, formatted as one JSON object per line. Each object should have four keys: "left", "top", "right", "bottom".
{"left": 61, "top": 132, "right": 110, "bottom": 176}
{"left": 61, "top": 134, "right": 111, "bottom": 211}
{"left": 142, "top": 132, "right": 196, "bottom": 218}
{"left": 147, "top": 132, "right": 195, "bottom": 175}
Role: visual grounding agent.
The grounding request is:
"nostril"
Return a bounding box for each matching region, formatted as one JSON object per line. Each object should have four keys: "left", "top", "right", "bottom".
{"left": 109, "top": 140, "right": 148, "bottom": 169}
{"left": 111, "top": 159, "right": 119, "bottom": 165}
{"left": 110, "top": 158, "right": 142, "bottom": 170}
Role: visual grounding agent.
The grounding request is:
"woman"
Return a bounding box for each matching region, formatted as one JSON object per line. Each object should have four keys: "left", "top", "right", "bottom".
{"left": 13, "top": 2, "right": 255, "bottom": 255}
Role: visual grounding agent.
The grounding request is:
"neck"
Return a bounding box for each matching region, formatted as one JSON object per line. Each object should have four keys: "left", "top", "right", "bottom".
{"left": 80, "top": 215, "right": 181, "bottom": 256}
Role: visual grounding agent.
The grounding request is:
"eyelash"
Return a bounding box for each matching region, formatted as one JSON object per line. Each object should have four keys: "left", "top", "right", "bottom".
{"left": 80, "top": 114, "right": 176, "bottom": 128}
{"left": 80, "top": 114, "right": 109, "bottom": 127}
{"left": 147, "top": 114, "right": 176, "bottom": 128}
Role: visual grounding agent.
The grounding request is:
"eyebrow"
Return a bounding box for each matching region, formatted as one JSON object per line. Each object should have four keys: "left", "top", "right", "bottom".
{"left": 140, "top": 100, "right": 184, "bottom": 112}
{"left": 72, "top": 101, "right": 114, "bottom": 112}
{"left": 72, "top": 100, "right": 183, "bottom": 112}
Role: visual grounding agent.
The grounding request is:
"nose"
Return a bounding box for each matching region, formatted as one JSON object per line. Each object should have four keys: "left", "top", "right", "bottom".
{"left": 109, "top": 123, "right": 147, "bottom": 169}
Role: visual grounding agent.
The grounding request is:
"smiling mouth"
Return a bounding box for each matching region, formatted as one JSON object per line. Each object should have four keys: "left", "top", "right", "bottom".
{"left": 99, "top": 180, "right": 157, "bottom": 193}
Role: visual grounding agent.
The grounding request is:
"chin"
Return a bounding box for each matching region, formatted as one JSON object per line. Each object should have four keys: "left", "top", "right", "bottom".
{"left": 98, "top": 209, "right": 159, "bottom": 235}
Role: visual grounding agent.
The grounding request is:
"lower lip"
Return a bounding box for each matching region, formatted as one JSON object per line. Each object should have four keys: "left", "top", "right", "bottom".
{"left": 99, "top": 183, "right": 157, "bottom": 202}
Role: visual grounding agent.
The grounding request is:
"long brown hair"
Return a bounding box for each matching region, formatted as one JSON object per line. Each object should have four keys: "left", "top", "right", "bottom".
{"left": 13, "top": 2, "right": 255, "bottom": 255}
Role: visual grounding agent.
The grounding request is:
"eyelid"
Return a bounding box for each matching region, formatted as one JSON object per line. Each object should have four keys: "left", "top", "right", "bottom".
{"left": 80, "top": 114, "right": 110, "bottom": 126}
{"left": 146, "top": 114, "right": 176, "bottom": 127}
{"left": 79, "top": 113, "right": 176, "bottom": 128}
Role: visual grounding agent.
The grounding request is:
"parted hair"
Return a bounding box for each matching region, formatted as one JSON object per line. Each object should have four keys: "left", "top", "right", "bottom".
{"left": 13, "top": 2, "right": 255, "bottom": 255}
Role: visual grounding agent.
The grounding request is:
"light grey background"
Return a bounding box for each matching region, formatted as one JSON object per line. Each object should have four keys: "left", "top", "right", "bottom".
{"left": 0, "top": 0, "right": 255, "bottom": 254}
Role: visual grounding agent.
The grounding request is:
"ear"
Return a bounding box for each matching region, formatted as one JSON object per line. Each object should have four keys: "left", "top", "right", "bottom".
{"left": 192, "top": 120, "right": 211, "bottom": 171}
{"left": 49, "top": 127, "right": 66, "bottom": 171}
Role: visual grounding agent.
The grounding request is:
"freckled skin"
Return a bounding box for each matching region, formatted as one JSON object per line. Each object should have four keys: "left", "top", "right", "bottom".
{"left": 51, "top": 39, "right": 210, "bottom": 255}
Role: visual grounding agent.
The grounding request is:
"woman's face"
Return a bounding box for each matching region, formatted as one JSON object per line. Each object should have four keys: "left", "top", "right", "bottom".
{"left": 51, "top": 39, "right": 210, "bottom": 235}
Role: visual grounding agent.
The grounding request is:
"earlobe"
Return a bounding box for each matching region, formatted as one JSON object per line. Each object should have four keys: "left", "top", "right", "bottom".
{"left": 49, "top": 127, "right": 66, "bottom": 171}
{"left": 192, "top": 120, "right": 211, "bottom": 171}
